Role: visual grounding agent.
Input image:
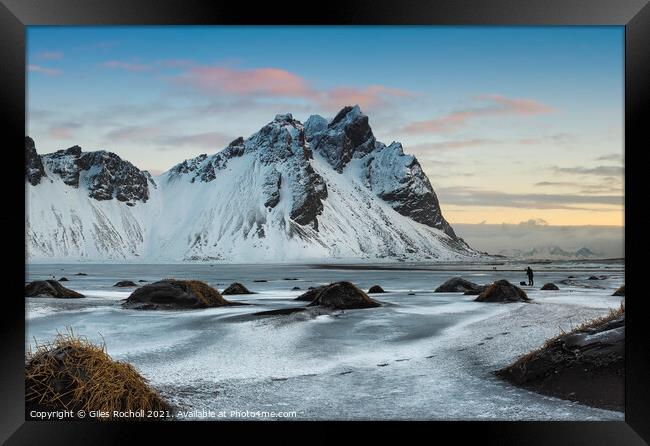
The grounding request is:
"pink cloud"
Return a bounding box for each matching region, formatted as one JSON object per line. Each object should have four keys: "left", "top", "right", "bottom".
{"left": 27, "top": 64, "right": 61, "bottom": 76}
{"left": 49, "top": 127, "right": 73, "bottom": 139}
{"left": 175, "top": 66, "right": 312, "bottom": 97}
{"left": 320, "top": 85, "right": 412, "bottom": 111}
{"left": 38, "top": 51, "right": 63, "bottom": 60}
{"left": 103, "top": 60, "right": 154, "bottom": 73}
{"left": 402, "top": 94, "right": 553, "bottom": 134}
{"left": 173, "top": 65, "right": 411, "bottom": 111}
{"left": 47, "top": 122, "right": 82, "bottom": 139}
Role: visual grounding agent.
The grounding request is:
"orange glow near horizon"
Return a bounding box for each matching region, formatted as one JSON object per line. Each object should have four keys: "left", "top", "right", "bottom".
{"left": 443, "top": 206, "right": 624, "bottom": 226}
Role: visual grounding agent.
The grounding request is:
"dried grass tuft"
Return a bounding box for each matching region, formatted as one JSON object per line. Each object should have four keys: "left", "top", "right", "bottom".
{"left": 26, "top": 328, "right": 170, "bottom": 420}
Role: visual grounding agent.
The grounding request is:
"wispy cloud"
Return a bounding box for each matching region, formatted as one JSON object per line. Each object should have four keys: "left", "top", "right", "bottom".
{"left": 595, "top": 153, "right": 623, "bottom": 162}
{"left": 48, "top": 122, "right": 82, "bottom": 139}
{"left": 553, "top": 165, "right": 624, "bottom": 176}
{"left": 28, "top": 64, "right": 61, "bottom": 76}
{"left": 156, "top": 131, "right": 234, "bottom": 150}
{"left": 437, "top": 186, "right": 622, "bottom": 210}
{"left": 103, "top": 60, "right": 155, "bottom": 73}
{"left": 105, "top": 126, "right": 161, "bottom": 141}
{"left": 38, "top": 51, "right": 63, "bottom": 60}
{"left": 411, "top": 133, "right": 573, "bottom": 152}
{"left": 400, "top": 94, "right": 553, "bottom": 134}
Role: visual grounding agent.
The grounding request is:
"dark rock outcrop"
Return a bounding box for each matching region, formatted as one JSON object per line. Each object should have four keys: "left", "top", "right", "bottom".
{"left": 295, "top": 286, "right": 325, "bottom": 302}
{"left": 612, "top": 285, "right": 625, "bottom": 296}
{"left": 25, "top": 137, "right": 46, "bottom": 186}
{"left": 519, "top": 281, "right": 527, "bottom": 286}
{"left": 368, "top": 285, "right": 385, "bottom": 294}
{"left": 463, "top": 286, "right": 487, "bottom": 296}
{"left": 307, "top": 282, "right": 381, "bottom": 310}
{"left": 496, "top": 312, "right": 624, "bottom": 411}
{"left": 435, "top": 277, "right": 483, "bottom": 293}
{"left": 474, "top": 280, "right": 529, "bottom": 303}
{"left": 122, "top": 280, "right": 236, "bottom": 310}
{"left": 38, "top": 145, "right": 154, "bottom": 205}
{"left": 291, "top": 286, "right": 301, "bottom": 291}
{"left": 114, "top": 280, "right": 138, "bottom": 287}
{"left": 588, "top": 275, "right": 607, "bottom": 280}
{"left": 58, "top": 277, "right": 69, "bottom": 282}
{"left": 222, "top": 282, "right": 255, "bottom": 295}
{"left": 25, "top": 280, "right": 85, "bottom": 299}
{"left": 306, "top": 105, "right": 459, "bottom": 241}
{"left": 540, "top": 283, "right": 559, "bottom": 291}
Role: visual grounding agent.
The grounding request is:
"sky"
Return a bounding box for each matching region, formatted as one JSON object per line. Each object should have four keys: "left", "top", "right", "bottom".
{"left": 26, "top": 26, "right": 624, "bottom": 234}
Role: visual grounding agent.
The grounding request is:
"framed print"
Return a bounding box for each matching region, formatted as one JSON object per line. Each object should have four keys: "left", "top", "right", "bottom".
{"left": 2, "top": 0, "right": 649, "bottom": 444}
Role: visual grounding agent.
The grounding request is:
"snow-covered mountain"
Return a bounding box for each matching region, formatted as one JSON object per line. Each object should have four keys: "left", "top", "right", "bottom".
{"left": 26, "top": 105, "right": 480, "bottom": 262}
{"left": 498, "top": 245, "right": 600, "bottom": 260}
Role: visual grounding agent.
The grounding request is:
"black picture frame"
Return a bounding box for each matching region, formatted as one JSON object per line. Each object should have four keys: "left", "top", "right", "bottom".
{"left": 2, "top": 0, "right": 648, "bottom": 444}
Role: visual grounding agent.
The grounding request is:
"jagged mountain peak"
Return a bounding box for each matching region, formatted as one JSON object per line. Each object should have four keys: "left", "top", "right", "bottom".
{"left": 307, "top": 104, "right": 376, "bottom": 172}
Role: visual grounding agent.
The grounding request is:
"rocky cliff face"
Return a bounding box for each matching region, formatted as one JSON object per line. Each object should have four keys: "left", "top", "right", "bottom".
{"left": 166, "top": 113, "right": 328, "bottom": 231}
{"left": 25, "top": 137, "right": 46, "bottom": 186}
{"left": 306, "top": 105, "right": 459, "bottom": 241}
{"left": 39, "top": 145, "right": 155, "bottom": 205}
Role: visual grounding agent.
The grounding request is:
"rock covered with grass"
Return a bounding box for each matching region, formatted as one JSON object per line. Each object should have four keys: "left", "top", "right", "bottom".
{"left": 474, "top": 279, "right": 529, "bottom": 303}
{"left": 122, "top": 279, "right": 236, "bottom": 310}
{"left": 495, "top": 305, "right": 625, "bottom": 411}
{"left": 25, "top": 280, "right": 84, "bottom": 299}
{"left": 434, "top": 277, "right": 484, "bottom": 293}
{"left": 307, "top": 281, "right": 381, "bottom": 309}
{"left": 222, "top": 282, "right": 255, "bottom": 295}
{"left": 540, "top": 283, "right": 559, "bottom": 291}
{"left": 26, "top": 332, "right": 170, "bottom": 419}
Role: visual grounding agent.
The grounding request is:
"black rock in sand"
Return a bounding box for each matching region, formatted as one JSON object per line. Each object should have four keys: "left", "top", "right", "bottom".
{"left": 307, "top": 282, "right": 381, "bottom": 309}
{"left": 474, "top": 280, "right": 529, "bottom": 303}
{"left": 222, "top": 282, "right": 255, "bottom": 295}
{"left": 122, "top": 279, "right": 239, "bottom": 310}
{"left": 435, "top": 277, "right": 483, "bottom": 293}
{"left": 295, "top": 286, "right": 325, "bottom": 302}
{"left": 540, "top": 283, "right": 559, "bottom": 291}
{"left": 368, "top": 285, "right": 385, "bottom": 294}
{"left": 25, "top": 280, "right": 85, "bottom": 299}
{"left": 114, "top": 280, "right": 138, "bottom": 287}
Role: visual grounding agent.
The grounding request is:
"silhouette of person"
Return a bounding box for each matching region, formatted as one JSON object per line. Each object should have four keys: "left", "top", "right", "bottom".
{"left": 525, "top": 266, "right": 534, "bottom": 286}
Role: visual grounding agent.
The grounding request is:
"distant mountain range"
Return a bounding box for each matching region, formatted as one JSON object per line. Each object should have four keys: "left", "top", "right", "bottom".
{"left": 26, "top": 105, "right": 481, "bottom": 262}
{"left": 497, "top": 245, "right": 601, "bottom": 260}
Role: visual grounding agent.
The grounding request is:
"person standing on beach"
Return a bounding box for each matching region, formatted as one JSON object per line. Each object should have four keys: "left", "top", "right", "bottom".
{"left": 525, "top": 266, "right": 534, "bottom": 286}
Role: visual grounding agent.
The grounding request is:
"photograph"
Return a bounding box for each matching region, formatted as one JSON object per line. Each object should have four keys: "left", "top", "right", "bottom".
{"left": 24, "top": 25, "right": 626, "bottom": 422}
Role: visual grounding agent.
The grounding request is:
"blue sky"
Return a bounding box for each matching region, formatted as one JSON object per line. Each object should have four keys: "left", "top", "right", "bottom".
{"left": 26, "top": 26, "right": 624, "bottom": 225}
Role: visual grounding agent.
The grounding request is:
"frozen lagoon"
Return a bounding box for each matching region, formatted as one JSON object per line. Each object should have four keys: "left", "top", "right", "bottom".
{"left": 25, "top": 261, "right": 625, "bottom": 420}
